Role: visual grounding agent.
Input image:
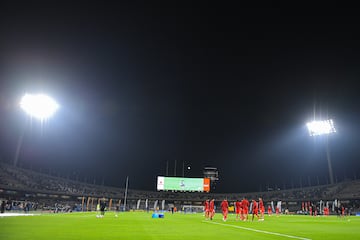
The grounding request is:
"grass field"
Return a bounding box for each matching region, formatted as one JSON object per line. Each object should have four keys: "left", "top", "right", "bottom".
{"left": 1, "top": 211, "right": 359, "bottom": 240}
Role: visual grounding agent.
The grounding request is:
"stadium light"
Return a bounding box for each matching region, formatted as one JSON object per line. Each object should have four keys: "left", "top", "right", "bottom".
{"left": 306, "top": 119, "right": 336, "bottom": 136}
{"left": 306, "top": 119, "right": 336, "bottom": 185}
{"left": 182, "top": 161, "right": 191, "bottom": 177}
{"left": 20, "top": 93, "right": 59, "bottom": 121}
{"left": 14, "top": 93, "right": 59, "bottom": 167}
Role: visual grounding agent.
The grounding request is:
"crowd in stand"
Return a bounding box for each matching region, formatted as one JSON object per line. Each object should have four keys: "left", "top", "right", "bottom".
{"left": 0, "top": 163, "right": 121, "bottom": 197}
{"left": 1, "top": 162, "right": 360, "bottom": 214}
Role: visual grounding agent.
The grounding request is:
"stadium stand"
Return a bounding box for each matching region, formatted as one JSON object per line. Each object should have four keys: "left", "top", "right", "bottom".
{"left": 1, "top": 162, "right": 359, "bottom": 214}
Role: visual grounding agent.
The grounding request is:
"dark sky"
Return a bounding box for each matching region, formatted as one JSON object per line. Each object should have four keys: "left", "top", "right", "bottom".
{"left": 1, "top": 3, "right": 360, "bottom": 193}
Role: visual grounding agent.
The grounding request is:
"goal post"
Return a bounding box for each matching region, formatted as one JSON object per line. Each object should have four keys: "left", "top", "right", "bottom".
{"left": 182, "top": 205, "right": 204, "bottom": 214}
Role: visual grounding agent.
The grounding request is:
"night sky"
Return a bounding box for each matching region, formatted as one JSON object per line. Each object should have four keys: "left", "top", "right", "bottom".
{"left": 1, "top": 3, "right": 360, "bottom": 193}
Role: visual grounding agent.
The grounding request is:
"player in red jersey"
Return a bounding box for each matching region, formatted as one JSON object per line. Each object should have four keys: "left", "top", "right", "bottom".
{"left": 204, "top": 199, "right": 210, "bottom": 220}
{"left": 323, "top": 206, "right": 329, "bottom": 216}
{"left": 241, "top": 197, "right": 249, "bottom": 221}
{"left": 267, "top": 205, "right": 272, "bottom": 216}
{"left": 235, "top": 200, "right": 242, "bottom": 220}
{"left": 209, "top": 199, "right": 215, "bottom": 220}
{"left": 221, "top": 199, "right": 229, "bottom": 221}
{"left": 251, "top": 199, "right": 259, "bottom": 221}
{"left": 259, "top": 198, "right": 265, "bottom": 221}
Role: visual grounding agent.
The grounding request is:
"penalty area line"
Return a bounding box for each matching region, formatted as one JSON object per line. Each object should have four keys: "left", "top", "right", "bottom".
{"left": 202, "top": 221, "right": 311, "bottom": 240}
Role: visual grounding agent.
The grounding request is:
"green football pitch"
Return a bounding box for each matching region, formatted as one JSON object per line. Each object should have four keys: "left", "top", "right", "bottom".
{"left": 1, "top": 211, "right": 359, "bottom": 240}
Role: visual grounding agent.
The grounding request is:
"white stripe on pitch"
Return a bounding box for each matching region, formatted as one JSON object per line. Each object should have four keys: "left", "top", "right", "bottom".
{"left": 202, "top": 221, "right": 311, "bottom": 240}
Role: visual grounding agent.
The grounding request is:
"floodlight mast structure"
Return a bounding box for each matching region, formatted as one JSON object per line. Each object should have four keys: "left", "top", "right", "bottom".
{"left": 306, "top": 119, "right": 336, "bottom": 185}
{"left": 13, "top": 93, "right": 59, "bottom": 167}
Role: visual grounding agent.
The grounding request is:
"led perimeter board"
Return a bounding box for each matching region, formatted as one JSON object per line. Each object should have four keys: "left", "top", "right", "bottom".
{"left": 157, "top": 176, "right": 210, "bottom": 192}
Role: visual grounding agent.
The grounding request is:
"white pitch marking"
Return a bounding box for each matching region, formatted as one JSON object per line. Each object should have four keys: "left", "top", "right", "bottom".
{"left": 203, "top": 221, "right": 311, "bottom": 240}
{"left": 0, "top": 213, "right": 39, "bottom": 217}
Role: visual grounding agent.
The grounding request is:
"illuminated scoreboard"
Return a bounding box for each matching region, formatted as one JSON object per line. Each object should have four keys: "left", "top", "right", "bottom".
{"left": 157, "top": 176, "right": 210, "bottom": 192}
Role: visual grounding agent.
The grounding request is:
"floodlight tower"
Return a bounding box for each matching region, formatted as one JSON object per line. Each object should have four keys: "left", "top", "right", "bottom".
{"left": 14, "top": 93, "right": 59, "bottom": 166}
{"left": 306, "top": 119, "right": 336, "bottom": 184}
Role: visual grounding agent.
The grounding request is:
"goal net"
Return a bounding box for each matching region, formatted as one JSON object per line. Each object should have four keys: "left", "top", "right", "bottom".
{"left": 182, "top": 205, "right": 204, "bottom": 213}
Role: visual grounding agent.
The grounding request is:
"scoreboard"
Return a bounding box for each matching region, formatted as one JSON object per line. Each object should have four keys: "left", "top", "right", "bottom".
{"left": 157, "top": 176, "right": 210, "bottom": 192}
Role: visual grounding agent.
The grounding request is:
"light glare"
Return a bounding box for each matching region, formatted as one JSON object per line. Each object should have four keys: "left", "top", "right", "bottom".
{"left": 20, "top": 93, "right": 59, "bottom": 120}
{"left": 306, "top": 119, "right": 336, "bottom": 136}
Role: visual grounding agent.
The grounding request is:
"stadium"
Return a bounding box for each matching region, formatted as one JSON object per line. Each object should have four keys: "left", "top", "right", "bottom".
{"left": 1, "top": 161, "right": 360, "bottom": 239}
{"left": 2, "top": 2, "right": 360, "bottom": 240}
